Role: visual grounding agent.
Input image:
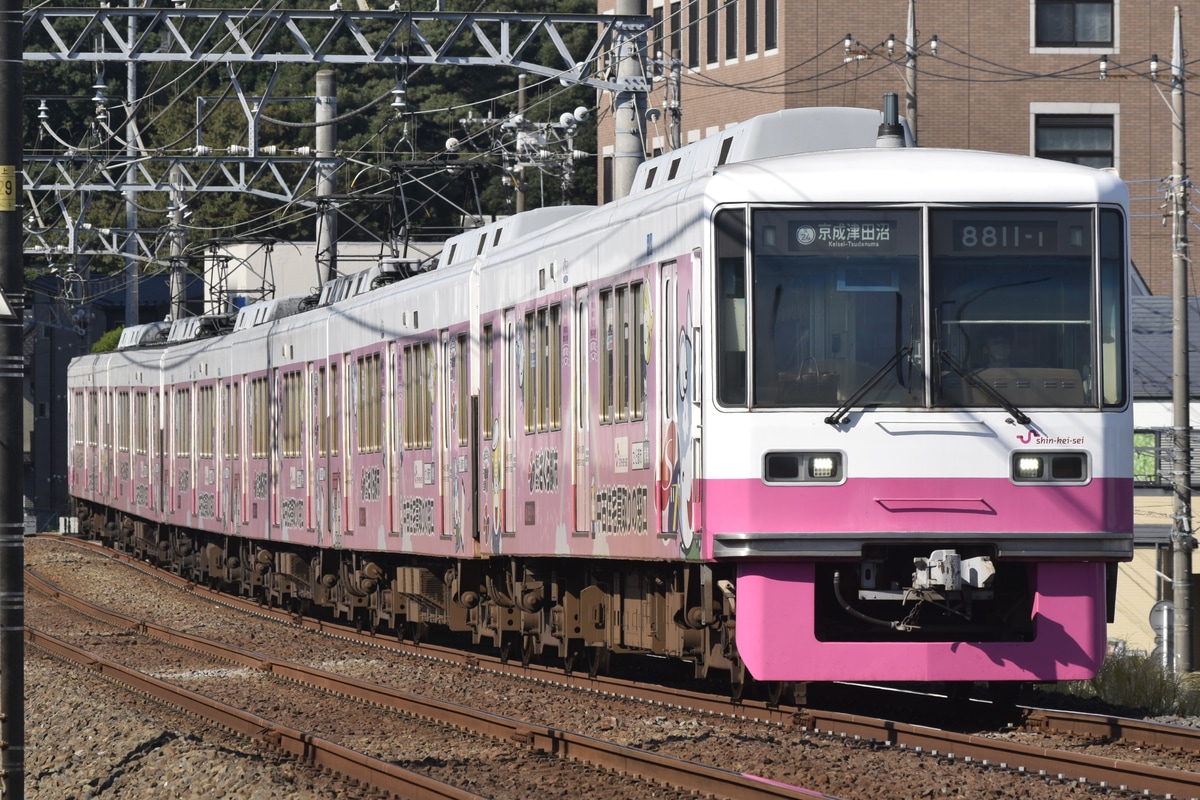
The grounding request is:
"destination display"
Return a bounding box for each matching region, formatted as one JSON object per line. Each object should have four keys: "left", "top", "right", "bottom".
{"left": 930, "top": 209, "right": 1091, "bottom": 257}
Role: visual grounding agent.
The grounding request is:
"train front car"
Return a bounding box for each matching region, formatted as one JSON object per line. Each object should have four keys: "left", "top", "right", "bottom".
{"left": 706, "top": 146, "right": 1132, "bottom": 685}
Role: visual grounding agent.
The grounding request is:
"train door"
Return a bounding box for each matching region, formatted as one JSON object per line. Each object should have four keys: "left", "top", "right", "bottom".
{"left": 331, "top": 356, "right": 346, "bottom": 547}
{"left": 574, "top": 286, "right": 590, "bottom": 532}
{"left": 440, "top": 329, "right": 453, "bottom": 541}
{"left": 659, "top": 262, "right": 677, "bottom": 540}
{"left": 503, "top": 309, "right": 517, "bottom": 534}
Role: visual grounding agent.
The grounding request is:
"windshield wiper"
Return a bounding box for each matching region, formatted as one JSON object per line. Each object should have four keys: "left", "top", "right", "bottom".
{"left": 938, "top": 350, "right": 1031, "bottom": 425}
{"left": 825, "top": 346, "right": 912, "bottom": 425}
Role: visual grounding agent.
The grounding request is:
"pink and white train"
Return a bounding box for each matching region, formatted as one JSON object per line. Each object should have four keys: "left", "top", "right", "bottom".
{"left": 68, "top": 102, "right": 1133, "bottom": 697}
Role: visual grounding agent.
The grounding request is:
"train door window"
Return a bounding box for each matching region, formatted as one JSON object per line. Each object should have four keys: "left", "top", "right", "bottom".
{"left": 600, "top": 289, "right": 614, "bottom": 423}
{"left": 457, "top": 333, "right": 469, "bottom": 445}
{"left": 403, "top": 342, "right": 433, "bottom": 449}
{"left": 714, "top": 209, "right": 747, "bottom": 406}
{"left": 88, "top": 391, "right": 98, "bottom": 446}
{"left": 549, "top": 304, "right": 562, "bottom": 430}
{"left": 135, "top": 391, "right": 148, "bottom": 455}
{"left": 226, "top": 382, "right": 240, "bottom": 459}
{"left": 317, "top": 367, "right": 328, "bottom": 457}
{"left": 198, "top": 385, "right": 215, "bottom": 458}
{"left": 175, "top": 388, "right": 192, "bottom": 457}
{"left": 404, "top": 346, "right": 414, "bottom": 448}
{"left": 103, "top": 390, "right": 111, "bottom": 449}
{"left": 482, "top": 325, "right": 494, "bottom": 439}
{"left": 537, "top": 307, "right": 549, "bottom": 431}
{"left": 72, "top": 391, "right": 82, "bottom": 446}
{"left": 631, "top": 282, "right": 646, "bottom": 420}
{"left": 523, "top": 312, "right": 536, "bottom": 433}
{"left": 117, "top": 391, "right": 130, "bottom": 452}
{"left": 662, "top": 271, "right": 675, "bottom": 422}
{"left": 615, "top": 285, "right": 629, "bottom": 421}
{"left": 505, "top": 312, "right": 516, "bottom": 439}
{"left": 1099, "top": 208, "right": 1127, "bottom": 407}
{"left": 330, "top": 364, "right": 341, "bottom": 456}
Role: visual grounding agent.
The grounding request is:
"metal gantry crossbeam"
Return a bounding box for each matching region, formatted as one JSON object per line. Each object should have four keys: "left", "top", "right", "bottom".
{"left": 23, "top": 8, "right": 650, "bottom": 93}
{"left": 23, "top": 7, "right": 651, "bottom": 263}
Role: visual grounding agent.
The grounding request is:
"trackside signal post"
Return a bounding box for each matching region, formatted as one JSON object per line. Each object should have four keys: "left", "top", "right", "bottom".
{"left": 0, "top": 0, "right": 22, "bottom": 795}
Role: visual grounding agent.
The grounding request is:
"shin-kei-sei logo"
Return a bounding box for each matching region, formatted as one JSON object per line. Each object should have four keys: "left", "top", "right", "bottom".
{"left": 1017, "top": 429, "right": 1085, "bottom": 446}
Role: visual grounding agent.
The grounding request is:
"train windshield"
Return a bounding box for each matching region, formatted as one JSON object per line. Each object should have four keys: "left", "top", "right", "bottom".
{"left": 725, "top": 208, "right": 924, "bottom": 408}
{"left": 930, "top": 209, "right": 1098, "bottom": 409}
{"left": 714, "top": 206, "right": 1126, "bottom": 411}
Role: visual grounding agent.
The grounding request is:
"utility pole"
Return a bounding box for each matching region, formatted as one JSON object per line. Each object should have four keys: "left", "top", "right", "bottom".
{"left": 516, "top": 74, "right": 527, "bottom": 214}
{"left": 666, "top": 48, "right": 682, "bottom": 151}
{"left": 0, "top": 0, "right": 22, "bottom": 795}
{"left": 168, "top": 165, "right": 186, "bottom": 321}
{"left": 613, "top": 0, "right": 647, "bottom": 199}
{"left": 1169, "top": 4, "right": 1194, "bottom": 673}
{"left": 904, "top": 0, "right": 917, "bottom": 144}
{"left": 315, "top": 69, "right": 338, "bottom": 285}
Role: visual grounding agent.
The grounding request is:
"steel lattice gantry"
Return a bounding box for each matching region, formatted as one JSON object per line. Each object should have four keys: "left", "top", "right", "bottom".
{"left": 23, "top": 7, "right": 650, "bottom": 260}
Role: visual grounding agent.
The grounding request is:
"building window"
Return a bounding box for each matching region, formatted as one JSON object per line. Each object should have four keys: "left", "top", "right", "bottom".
{"left": 1134, "top": 431, "right": 1159, "bottom": 486}
{"left": 746, "top": 0, "right": 757, "bottom": 55}
{"left": 706, "top": 0, "right": 719, "bottom": 63}
{"left": 725, "top": 0, "right": 737, "bottom": 60}
{"left": 670, "top": 1, "right": 681, "bottom": 57}
{"left": 1035, "top": 0, "right": 1113, "bottom": 48}
{"left": 686, "top": 0, "right": 699, "bottom": 67}
{"left": 1035, "top": 114, "right": 1114, "bottom": 168}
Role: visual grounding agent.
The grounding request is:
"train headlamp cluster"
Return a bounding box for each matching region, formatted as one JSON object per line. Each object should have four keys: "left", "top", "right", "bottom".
{"left": 1011, "top": 452, "right": 1088, "bottom": 484}
{"left": 764, "top": 451, "right": 844, "bottom": 483}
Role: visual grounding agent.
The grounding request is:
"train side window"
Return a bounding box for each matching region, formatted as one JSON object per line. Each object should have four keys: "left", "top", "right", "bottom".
{"left": 136, "top": 391, "right": 149, "bottom": 455}
{"left": 250, "top": 377, "right": 269, "bottom": 459}
{"left": 631, "top": 282, "right": 646, "bottom": 420}
{"left": 457, "top": 333, "right": 469, "bottom": 445}
{"left": 175, "top": 387, "right": 192, "bottom": 457}
{"left": 1099, "top": 208, "right": 1127, "bottom": 407}
{"left": 600, "top": 289, "right": 614, "bottom": 423}
{"left": 329, "top": 364, "right": 340, "bottom": 456}
{"left": 228, "top": 382, "right": 240, "bottom": 459}
{"left": 550, "top": 304, "right": 562, "bottom": 430}
{"left": 117, "top": 390, "right": 130, "bottom": 453}
{"left": 714, "top": 209, "right": 747, "bottom": 406}
{"left": 537, "top": 307, "right": 550, "bottom": 432}
{"left": 524, "top": 312, "right": 536, "bottom": 433}
{"left": 615, "top": 285, "right": 629, "bottom": 421}
{"left": 73, "top": 391, "right": 83, "bottom": 446}
{"left": 317, "top": 367, "right": 328, "bottom": 457}
{"left": 482, "top": 325, "right": 494, "bottom": 439}
{"left": 88, "top": 391, "right": 98, "bottom": 446}
{"left": 198, "top": 385, "right": 215, "bottom": 459}
{"left": 356, "top": 353, "right": 382, "bottom": 454}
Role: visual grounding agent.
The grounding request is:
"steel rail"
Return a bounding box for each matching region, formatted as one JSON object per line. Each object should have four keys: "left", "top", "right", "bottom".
{"left": 27, "top": 564, "right": 836, "bottom": 800}
{"left": 24, "top": 626, "right": 483, "bottom": 800}
{"left": 796, "top": 708, "right": 1200, "bottom": 798}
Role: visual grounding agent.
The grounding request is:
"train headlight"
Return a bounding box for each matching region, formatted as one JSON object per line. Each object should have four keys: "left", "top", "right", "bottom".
{"left": 1011, "top": 452, "right": 1089, "bottom": 484}
{"left": 810, "top": 456, "right": 837, "bottom": 479}
{"left": 763, "top": 452, "right": 843, "bottom": 483}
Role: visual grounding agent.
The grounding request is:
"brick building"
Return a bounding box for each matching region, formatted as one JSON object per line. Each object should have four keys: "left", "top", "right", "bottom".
{"left": 597, "top": 0, "right": 1186, "bottom": 295}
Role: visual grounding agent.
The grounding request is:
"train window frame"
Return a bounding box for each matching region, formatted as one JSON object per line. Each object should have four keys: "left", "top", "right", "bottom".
{"left": 135, "top": 390, "right": 149, "bottom": 455}
{"left": 600, "top": 289, "right": 615, "bottom": 423}
{"left": 281, "top": 371, "right": 303, "bottom": 458}
{"left": 88, "top": 391, "right": 98, "bottom": 447}
{"left": 197, "top": 384, "right": 215, "bottom": 459}
{"left": 457, "top": 333, "right": 470, "bottom": 446}
{"left": 355, "top": 352, "right": 383, "bottom": 455}
{"left": 174, "top": 387, "right": 192, "bottom": 458}
{"left": 615, "top": 285, "right": 629, "bottom": 422}
{"left": 316, "top": 366, "right": 328, "bottom": 457}
{"left": 714, "top": 208, "right": 748, "bottom": 407}
{"left": 329, "top": 364, "right": 340, "bottom": 457}
{"left": 250, "top": 376, "right": 269, "bottom": 460}
{"left": 402, "top": 341, "right": 433, "bottom": 450}
{"left": 482, "top": 324, "right": 494, "bottom": 440}
{"left": 116, "top": 390, "right": 130, "bottom": 453}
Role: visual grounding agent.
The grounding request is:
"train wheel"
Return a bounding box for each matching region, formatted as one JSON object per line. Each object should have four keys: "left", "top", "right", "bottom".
{"left": 987, "top": 681, "right": 1025, "bottom": 722}
{"left": 586, "top": 645, "right": 609, "bottom": 678}
{"left": 766, "top": 681, "right": 793, "bottom": 707}
{"left": 729, "top": 658, "right": 748, "bottom": 703}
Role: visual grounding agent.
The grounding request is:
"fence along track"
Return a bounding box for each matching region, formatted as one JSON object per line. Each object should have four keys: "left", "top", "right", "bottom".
{"left": 26, "top": 567, "right": 837, "bottom": 800}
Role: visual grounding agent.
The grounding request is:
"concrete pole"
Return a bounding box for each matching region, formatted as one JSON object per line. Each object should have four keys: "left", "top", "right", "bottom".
{"left": 1170, "top": 4, "right": 1194, "bottom": 673}
{"left": 612, "top": 0, "right": 646, "bottom": 199}
{"left": 0, "top": 0, "right": 22, "bottom": 795}
{"left": 667, "top": 48, "right": 682, "bottom": 151}
{"left": 316, "top": 69, "right": 338, "bottom": 284}
{"left": 516, "top": 74, "right": 526, "bottom": 214}
{"left": 169, "top": 165, "right": 186, "bottom": 320}
{"left": 904, "top": 0, "right": 917, "bottom": 144}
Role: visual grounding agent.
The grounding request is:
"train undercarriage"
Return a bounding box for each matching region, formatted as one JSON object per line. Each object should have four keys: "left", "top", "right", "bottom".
{"left": 71, "top": 500, "right": 770, "bottom": 697}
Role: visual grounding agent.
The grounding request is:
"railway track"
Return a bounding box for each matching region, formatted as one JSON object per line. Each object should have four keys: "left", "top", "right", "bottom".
{"left": 26, "top": 557, "right": 833, "bottom": 800}
{"left": 28, "top": 535, "right": 1200, "bottom": 800}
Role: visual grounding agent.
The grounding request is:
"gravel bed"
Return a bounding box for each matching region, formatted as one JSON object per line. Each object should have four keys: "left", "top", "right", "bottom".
{"left": 24, "top": 536, "right": 1194, "bottom": 800}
